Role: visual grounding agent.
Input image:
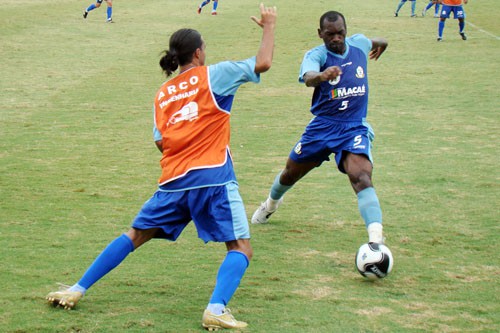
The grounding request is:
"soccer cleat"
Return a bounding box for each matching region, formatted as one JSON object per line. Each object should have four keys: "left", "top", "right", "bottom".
{"left": 394, "top": 12, "right": 398, "bottom": 17}
{"left": 437, "top": 37, "right": 442, "bottom": 42}
{"left": 211, "top": 11, "right": 217, "bottom": 15}
{"left": 434, "top": 14, "right": 440, "bottom": 18}
{"left": 197, "top": 7, "right": 202, "bottom": 14}
{"left": 46, "top": 285, "right": 83, "bottom": 310}
{"left": 421, "top": 9, "right": 426, "bottom": 17}
{"left": 83, "top": 11, "right": 88, "bottom": 19}
{"left": 251, "top": 198, "right": 283, "bottom": 224}
{"left": 411, "top": 14, "right": 417, "bottom": 17}
{"left": 202, "top": 308, "right": 248, "bottom": 331}
{"left": 106, "top": 18, "right": 113, "bottom": 23}
{"left": 460, "top": 32, "right": 467, "bottom": 40}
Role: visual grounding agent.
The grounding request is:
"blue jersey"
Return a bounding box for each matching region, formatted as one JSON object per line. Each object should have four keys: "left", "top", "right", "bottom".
{"left": 299, "top": 34, "right": 372, "bottom": 122}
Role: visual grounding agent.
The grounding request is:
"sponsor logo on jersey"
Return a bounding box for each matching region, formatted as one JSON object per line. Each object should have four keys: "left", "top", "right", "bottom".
{"left": 330, "top": 84, "right": 366, "bottom": 99}
{"left": 158, "top": 75, "right": 200, "bottom": 108}
{"left": 328, "top": 75, "right": 341, "bottom": 86}
{"left": 355, "top": 66, "right": 365, "bottom": 79}
{"left": 159, "top": 88, "right": 199, "bottom": 108}
{"left": 168, "top": 101, "right": 199, "bottom": 126}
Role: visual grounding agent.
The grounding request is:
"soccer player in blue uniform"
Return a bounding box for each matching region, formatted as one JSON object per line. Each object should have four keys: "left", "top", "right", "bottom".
{"left": 83, "top": 0, "right": 113, "bottom": 22}
{"left": 394, "top": 0, "right": 417, "bottom": 17}
{"left": 422, "top": 0, "right": 441, "bottom": 18}
{"left": 252, "top": 11, "right": 389, "bottom": 247}
{"left": 197, "top": 0, "right": 219, "bottom": 15}
{"left": 46, "top": 3, "right": 277, "bottom": 331}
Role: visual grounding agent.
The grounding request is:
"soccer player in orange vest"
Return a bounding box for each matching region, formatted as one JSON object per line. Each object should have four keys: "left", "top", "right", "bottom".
{"left": 47, "top": 3, "right": 277, "bottom": 331}
{"left": 437, "top": 0, "right": 468, "bottom": 41}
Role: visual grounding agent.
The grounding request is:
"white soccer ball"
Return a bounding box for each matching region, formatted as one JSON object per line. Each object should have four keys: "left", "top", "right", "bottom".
{"left": 355, "top": 242, "right": 393, "bottom": 280}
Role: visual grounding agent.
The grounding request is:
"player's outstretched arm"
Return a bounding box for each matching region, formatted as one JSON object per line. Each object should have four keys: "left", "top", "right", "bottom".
{"left": 369, "top": 37, "right": 388, "bottom": 61}
{"left": 251, "top": 3, "right": 277, "bottom": 74}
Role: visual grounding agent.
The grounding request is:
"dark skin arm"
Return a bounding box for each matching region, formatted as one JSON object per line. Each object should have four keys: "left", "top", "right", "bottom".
{"left": 369, "top": 37, "right": 388, "bottom": 61}
{"left": 303, "top": 66, "right": 342, "bottom": 87}
{"left": 155, "top": 140, "right": 163, "bottom": 153}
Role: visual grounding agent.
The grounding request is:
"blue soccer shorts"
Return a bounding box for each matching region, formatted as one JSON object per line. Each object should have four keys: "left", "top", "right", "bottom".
{"left": 440, "top": 5, "right": 466, "bottom": 19}
{"left": 132, "top": 182, "right": 250, "bottom": 243}
{"left": 289, "top": 116, "right": 375, "bottom": 174}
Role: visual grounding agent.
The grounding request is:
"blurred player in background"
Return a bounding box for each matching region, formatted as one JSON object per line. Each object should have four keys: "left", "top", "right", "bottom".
{"left": 394, "top": 0, "right": 417, "bottom": 17}
{"left": 83, "top": 0, "right": 113, "bottom": 22}
{"left": 198, "top": 0, "right": 219, "bottom": 15}
{"left": 437, "top": 0, "right": 468, "bottom": 41}
{"left": 422, "top": 0, "right": 441, "bottom": 17}
{"left": 252, "top": 11, "right": 388, "bottom": 247}
{"left": 47, "top": 3, "right": 277, "bottom": 331}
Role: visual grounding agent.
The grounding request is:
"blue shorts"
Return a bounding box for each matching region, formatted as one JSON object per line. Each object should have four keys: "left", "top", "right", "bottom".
{"left": 289, "top": 117, "right": 374, "bottom": 173}
{"left": 440, "top": 5, "right": 466, "bottom": 19}
{"left": 132, "top": 182, "right": 250, "bottom": 243}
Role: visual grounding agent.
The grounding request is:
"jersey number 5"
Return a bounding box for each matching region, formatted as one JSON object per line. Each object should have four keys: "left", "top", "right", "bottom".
{"left": 353, "top": 135, "right": 363, "bottom": 148}
{"left": 339, "top": 100, "right": 349, "bottom": 111}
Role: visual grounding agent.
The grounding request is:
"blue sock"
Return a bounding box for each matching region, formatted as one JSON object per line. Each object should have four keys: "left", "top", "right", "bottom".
{"left": 435, "top": 4, "right": 441, "bottom": 15}
{"left": 425, "top": 2, "right": 432, "bottom": 11}
{"left": 86, "top": 4, "right": 96, "bottom": 12}
{"left": 357, "top": 187, "right": 382, "bottom": 228}
{"left": 77, "top": 234, "right": 135, "bottom": 290}
{"left": 213, "top": 1, "right": 218, "bottom": 11}
{"left": 209, "top": 251, "right": 249, "bottom": 307}
{"left": 459, "top": 21, "right": 465, "bottom": 33}
{"left": 107, "top": 7, "right": 112, "bottom": 19}
{"left": 200, "top": 0, "right": 210, "bottom": 8}
{"left": 270, "top": 172, "right": 292, "bottom": 200}
{"left": 411, "top": 0, "right": 416, "bottom": 15}
{"left": 438, "top": 20, "right": 445, "bottom": 38}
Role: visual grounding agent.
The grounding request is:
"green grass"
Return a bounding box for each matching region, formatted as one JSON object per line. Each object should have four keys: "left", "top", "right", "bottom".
{"left": 1, "top": 0, "right": 499, "bottom": 332}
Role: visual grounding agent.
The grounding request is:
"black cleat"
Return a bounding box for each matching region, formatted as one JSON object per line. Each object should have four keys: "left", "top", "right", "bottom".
{"left": 83, "top": 11, "right": 88, "bottom": 19}
{"left": 460, "top": 32, "right": 467, "bottom": 40}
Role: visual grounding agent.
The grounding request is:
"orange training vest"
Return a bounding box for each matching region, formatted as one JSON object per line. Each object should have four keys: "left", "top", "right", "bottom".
{"left": 154, "top": 66, "right": 231, "bottom": 185}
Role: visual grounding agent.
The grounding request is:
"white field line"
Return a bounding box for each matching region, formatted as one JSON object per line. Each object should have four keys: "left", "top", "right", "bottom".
{"left": 467, "top": 21, "right": 500, "bottom": 40}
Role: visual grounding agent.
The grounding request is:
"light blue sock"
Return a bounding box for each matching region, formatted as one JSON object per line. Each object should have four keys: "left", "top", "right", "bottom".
{"left": 107, "top": 7, "right": 112, "bottom": 20}
{"left": 395, "top": 1, "right": 404, "bottom": 13}
{"left": 209, "top": 251, "right": 249, "bottom": 308}
{"left": 438, "top": 20, "right": 445, "bottom": 38}
{"left": 86, "top": 4, "right": 96, "bottom": 12}
{"left": 77, "top": 234, "right": 135, "bottom": 290}
{"left": 270, "top": 171, "right": 292, "bottom": 200}
{"left": 411, "top": 0, "right": 416, "bottom": 15}
{"left": 357, "top": 187, "right": 382, "bottom": 228}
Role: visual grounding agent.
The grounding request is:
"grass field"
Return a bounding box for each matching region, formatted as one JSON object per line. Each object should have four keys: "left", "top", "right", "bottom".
{"left": 1, "top": 0, "right": 499, "bottom": 332}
